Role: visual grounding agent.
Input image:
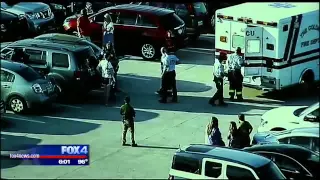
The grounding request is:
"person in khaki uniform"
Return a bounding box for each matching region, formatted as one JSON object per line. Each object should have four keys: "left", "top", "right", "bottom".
{"left": 120, "top": 96, "right": 137, "bottom": 147}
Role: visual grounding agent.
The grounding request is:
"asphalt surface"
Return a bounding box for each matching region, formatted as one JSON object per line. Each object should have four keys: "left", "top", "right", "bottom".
{"left": 1, "top": 34, "right": 318, "bottom": 179}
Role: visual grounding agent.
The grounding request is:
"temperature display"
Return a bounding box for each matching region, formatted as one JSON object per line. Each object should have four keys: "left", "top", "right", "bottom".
{"left": 78, "top": 159, "right": 89, "bottom": 165}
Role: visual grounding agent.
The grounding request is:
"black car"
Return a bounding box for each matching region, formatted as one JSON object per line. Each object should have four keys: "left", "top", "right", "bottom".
{"left": 0, "top": 10, "right": 35, "bottom": 42}
{"left": 244, "top": 144, "right": 319, "bottom": 180}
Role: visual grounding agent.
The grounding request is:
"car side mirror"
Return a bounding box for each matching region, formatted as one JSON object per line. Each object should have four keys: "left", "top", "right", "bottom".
{"left": 304, "top": 114, "right": 317, "bottom": 122}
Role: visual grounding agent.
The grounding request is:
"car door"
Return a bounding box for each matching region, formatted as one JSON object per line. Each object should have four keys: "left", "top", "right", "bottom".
{"left": 225, "top": 162, "right": 258, "bottom": 179}
{"left": 201, "top": 158, "right": 226, "bottom": 179}
{"left": 24, "top": 48, "right": 49, "bottom": 76}
{"left": 263, "top": 152, "right": 313, "bottom": 180}
{"left": 1, "top": 69, "right": 15, "bottom": 102}
{"left": 115, "top": 11, "right": 139, "bottom": 55}
{"left": 49, "top": 51, "right": 71, "bottom": 87}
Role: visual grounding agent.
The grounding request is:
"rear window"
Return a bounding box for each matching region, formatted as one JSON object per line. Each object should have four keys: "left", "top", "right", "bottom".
{"left": 16, "top": 66, "right": 42, "bottom": 82}
{"left": 74, "top": 48, "right": 97, "bottom": 68}
{"left": 192, "top": 2, "right": 207, "bottom": 16}
{"left": 160, "top": 13, "right": 184, "bottom": 30}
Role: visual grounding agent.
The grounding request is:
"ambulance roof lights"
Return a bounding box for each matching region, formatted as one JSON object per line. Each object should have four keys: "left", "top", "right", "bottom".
{"left": 217, "top": 14, "right": 233, "bottom": 20}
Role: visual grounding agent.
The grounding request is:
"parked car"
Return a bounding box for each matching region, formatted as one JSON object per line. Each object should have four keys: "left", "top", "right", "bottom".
{"left": 0, "top": 99, "right": 6, "bottom": 115}
{"left": 0, "top": 39, "right": 100, "bottom": 95}
{"left": 1, "top": 2, "right": 55, "bottom": 34}
{"left": 0, "top": 60, "right": 57, "bottom": 113}
{"left": 252, "top": 127, "right": 319, "bottom": 154}
{"left": 258, "top": 102, "right": 319, "bottom": 132}
{"left": 169, "top": 144, "right": 285, "bottom": 179}
{"left": 63, "top": 4, "right": 188, "bottom": 60}
{"left": 0, "top": 10, "right": 36, "bottom": 42}
{"left": 34, "top": 33, "right": 102, "bottom": 58}
{"left": 135, "top": 2, "right": 209, "bottom": 40}
{"left": 244, "top": 144, "right": 319, "bottom": 180}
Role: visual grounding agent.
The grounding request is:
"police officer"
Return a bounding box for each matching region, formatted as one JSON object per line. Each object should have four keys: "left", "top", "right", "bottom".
{"left": 227, "top": 47, "right": 244, "bottom": 101}
{"left": 209, "top": 52, "right": 227, "bottom": 106}
{"left": 159, "top": 48, "right": 179, "bottom": 103}
{"left": 120, "top": 96, "right": 137, "bottom": 147}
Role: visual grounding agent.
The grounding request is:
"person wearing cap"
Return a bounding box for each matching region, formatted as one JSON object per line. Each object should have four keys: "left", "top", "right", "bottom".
{"left": 102, "top": 13, "right": 114, "bottom": 48}
{"left": 77, "top": 8, "right": 91, "bottom": 41}
{"left": 120, "top": 96, "right": 137, "bottom": 147}
{"left": 158, "top": 47, "right": 179, "bottom": 103}
{"left": 209, "top": 52, "right": 227, "bottom": 106}
{"left": 237, "top": 114, "right": 253, "bottom": 148}
{"left": 226, "top": 47, "right": 244, "bottom": 101}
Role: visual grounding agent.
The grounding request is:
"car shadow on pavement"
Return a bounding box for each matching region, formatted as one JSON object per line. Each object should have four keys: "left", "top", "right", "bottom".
{"left": 1, "top": 134, "right": 41, "bottom": 169}
{"left": 1, "top": 113, "right": 101, "bottom": 135}
{"left": 134, "top": 145, "right": 178, "bottom": 150}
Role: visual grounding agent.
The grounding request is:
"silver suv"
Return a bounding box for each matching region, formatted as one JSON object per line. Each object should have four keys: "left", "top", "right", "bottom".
{"left": 1, "top": 39, "right": 100, "bottom": 95}
{"left": 1, "top": 60, "right": 57, "bottom": 113}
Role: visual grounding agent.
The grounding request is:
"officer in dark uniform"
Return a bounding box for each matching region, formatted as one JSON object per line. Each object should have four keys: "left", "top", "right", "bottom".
{"left": 227, "top": 47, "right": 244, "bottom": 101}
{"left": 120, "top": 96, "right": 137, "bottom": 147}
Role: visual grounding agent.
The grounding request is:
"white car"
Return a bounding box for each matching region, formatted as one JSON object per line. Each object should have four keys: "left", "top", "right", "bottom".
{"left": 258, "top": 102, "right": 319, "bottom": 132}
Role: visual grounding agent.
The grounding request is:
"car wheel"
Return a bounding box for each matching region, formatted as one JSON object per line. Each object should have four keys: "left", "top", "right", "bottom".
{"left": 9, "top": 96, "right": 27, "bottom": 113}
{"left": 141, "top": 43, "right": 156, "bottom": 60}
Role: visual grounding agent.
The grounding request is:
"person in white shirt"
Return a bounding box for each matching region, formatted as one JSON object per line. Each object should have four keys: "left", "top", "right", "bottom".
{"left": 96, "top": 55, "right": 115, "bottom": 105}
{"left": 226, "top": 47, "right": 244, "bottom": 101}
{"left": 156, "top": 47, "right": 172, "bottom": 96}
{"left": 102, "top": 13, "right": 114, "bottom": 48}
{"left": 209, "top": 52, "right": 227, "bottom": 106}
{"left": 159, "top": 48, "right": 179, "bottom": 103}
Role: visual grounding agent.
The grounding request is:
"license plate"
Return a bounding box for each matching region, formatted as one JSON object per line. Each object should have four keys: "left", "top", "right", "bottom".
{"left": 198, "top": 21, "right": 203, "bottom": 26}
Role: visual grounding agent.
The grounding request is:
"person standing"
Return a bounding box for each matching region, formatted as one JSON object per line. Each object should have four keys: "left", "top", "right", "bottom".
{"left": 77, "top": 9, "right": 91, "bottom": 41}
{"left": 96, "top": 53, "right": 115, "bottom": 105}
{"left": 120, "top": 96, "right": 137, "bottom": 147}
{"left": 227, "top": 47, "right": 244, "bottom": 101}
{"left": 206, "top": 117, "right": 225, "bottom": 146}
{"left": 209, "top": 52, "right": 227, "bottom": 106}
{"left": 157, "top": 47, "right": 172, "bottom": 96}
{"left": 227, "top": 121, "right": 240, "bottom": 148}
{"left": 158, "top": 48, "right": 179, "bottom": 103}
{"left": 237, "top": 114, "right": 253, "bottom": 148}
{"left": 105, "top": 42, "right": 120, "bottom": 92}
{"left": 102, "top": 13, "right": 114, "bottom": 48}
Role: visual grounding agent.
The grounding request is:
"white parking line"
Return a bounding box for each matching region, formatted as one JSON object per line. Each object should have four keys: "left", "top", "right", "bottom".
{"left": 2, "top": 116, "right": 45, "bottom": 124}
{"left": 179, "top": 49, "right": 214, "bottom": 55}
{"left": 118, "top": 75, "right": 150, "bottom": 81}
{"left": 54, "top": 103, "right": 82, "bottom": 109}
{"left": 43, "top": 116, "right": 101, "bottom": 122}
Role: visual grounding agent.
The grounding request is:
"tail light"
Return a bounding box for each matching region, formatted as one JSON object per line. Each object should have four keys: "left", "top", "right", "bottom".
{"left": 32, "top": 83, "right": 43, "bottom": 93}
{"left": 74, "top": 71, "right": 81, "bottom": 80}
{"left": 167, "top": 30, "right": 175, "bottom": 38}
{"left": 187, "top": 4, "right": 194, "bottom": 14}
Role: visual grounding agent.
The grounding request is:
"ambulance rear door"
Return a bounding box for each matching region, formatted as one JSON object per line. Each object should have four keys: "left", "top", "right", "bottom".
{"left": 243, "top": 26, "right": 264, "bottom": 79}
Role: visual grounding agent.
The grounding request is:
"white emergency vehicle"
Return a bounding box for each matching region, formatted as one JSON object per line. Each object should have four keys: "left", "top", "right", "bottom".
{"left": 215, "top": 2, "right": 319, "bottom": 91}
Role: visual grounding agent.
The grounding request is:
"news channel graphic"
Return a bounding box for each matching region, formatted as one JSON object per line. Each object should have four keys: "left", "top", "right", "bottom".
{"left": 9, "top": 145, "right": 89, "bottom": 166}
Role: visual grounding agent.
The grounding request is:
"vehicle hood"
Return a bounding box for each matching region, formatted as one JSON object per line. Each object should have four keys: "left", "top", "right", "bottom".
{"left": 261, "top": 106, "right": 303, "bottom": 123}
{"left": 1, "top": 2, "right": 49, "bottom": 14}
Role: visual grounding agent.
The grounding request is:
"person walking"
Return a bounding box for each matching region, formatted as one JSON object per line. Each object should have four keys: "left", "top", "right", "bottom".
{"left": 105, "top": 42, "right": 120, "bottom": 92}
{"left": 77, "top": 9, "right": 91, "bottom": 41}
{"left": 102, "top": 13, "right": 114, "bottom": 48}
{"left": 227, "top": 121, "right": 240, "bottom": 148}
{"left": 237, "top": 114, "right": 253, "bottom": 148}
{"left": 120, "top": 96, "right": 137, "bottom": 147}
{"left": 206, "top": 117, "right": 225, "bottom": 146}
{"left": 227, "top": 47, "right": 244, "bottom": 101}
{"left": 158, "top": 48, "right": 179, "bottom": 103}
{"left": 209, "top": 52, "right": 227, "bottom": 106}
{"left": 96, "top": 52, "right": 115, "bottom": 105}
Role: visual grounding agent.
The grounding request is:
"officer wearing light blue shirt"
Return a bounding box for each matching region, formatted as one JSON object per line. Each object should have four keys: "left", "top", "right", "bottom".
{"left": 159, "top": 47, "right": 179, "bottom": 103}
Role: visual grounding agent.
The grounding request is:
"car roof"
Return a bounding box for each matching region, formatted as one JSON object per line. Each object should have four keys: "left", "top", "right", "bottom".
{"left": 35, "top": 33, "right": 83, "bottom": 43}
{"left": 101, "top": 4, "right": 174, "bottom": 16}
{"left": 178, "top": 144, "right": 271, "bottom": 169}
{"left": 7, "top": 39, "right": 89, "bottom": 52}
{"left": 244, "top": 144, "right": 319, "bottom": 161}
{"left": 1, "top": 60, "right": 29, "bottom": 72}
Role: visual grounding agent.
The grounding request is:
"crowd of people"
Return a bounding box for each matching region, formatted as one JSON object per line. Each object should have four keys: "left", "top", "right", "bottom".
{"left": 206, "top": 114, "right": 253, "bottom": 148}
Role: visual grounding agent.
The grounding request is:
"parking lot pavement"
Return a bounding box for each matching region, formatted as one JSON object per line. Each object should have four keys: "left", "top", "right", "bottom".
{"left": 1, "top": 41, "right": 318, "bottom": 178}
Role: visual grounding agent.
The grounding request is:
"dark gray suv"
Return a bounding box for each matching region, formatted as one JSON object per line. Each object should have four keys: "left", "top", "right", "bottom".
{"left": 0, "top": 39, "right": 100, "bottom": 96}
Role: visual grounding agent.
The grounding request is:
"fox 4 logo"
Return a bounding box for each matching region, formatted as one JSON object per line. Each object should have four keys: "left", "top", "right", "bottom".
{"left": 61, "top": 146, "right": 88, "bottom": 154}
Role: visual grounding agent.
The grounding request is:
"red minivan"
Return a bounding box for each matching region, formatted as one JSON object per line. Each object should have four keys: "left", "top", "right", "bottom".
{"left": 63, "top": 4, "right": 188, "bottom": 60}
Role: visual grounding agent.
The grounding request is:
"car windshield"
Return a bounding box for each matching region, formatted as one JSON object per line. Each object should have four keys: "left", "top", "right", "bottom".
{"left": 16, "top": 66, "right": 43, "bottom": 82}
{"left": 193, "top": 2, "right": 207, "bottom": 16}
{"left": 160, "top": 13, "right": 184, "bottom": 30}
{"left": 256, "top": 161, "right": 286, "bottom": 179}
{"left": 298, "top": 103, "right": 319, "bottom": 117}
